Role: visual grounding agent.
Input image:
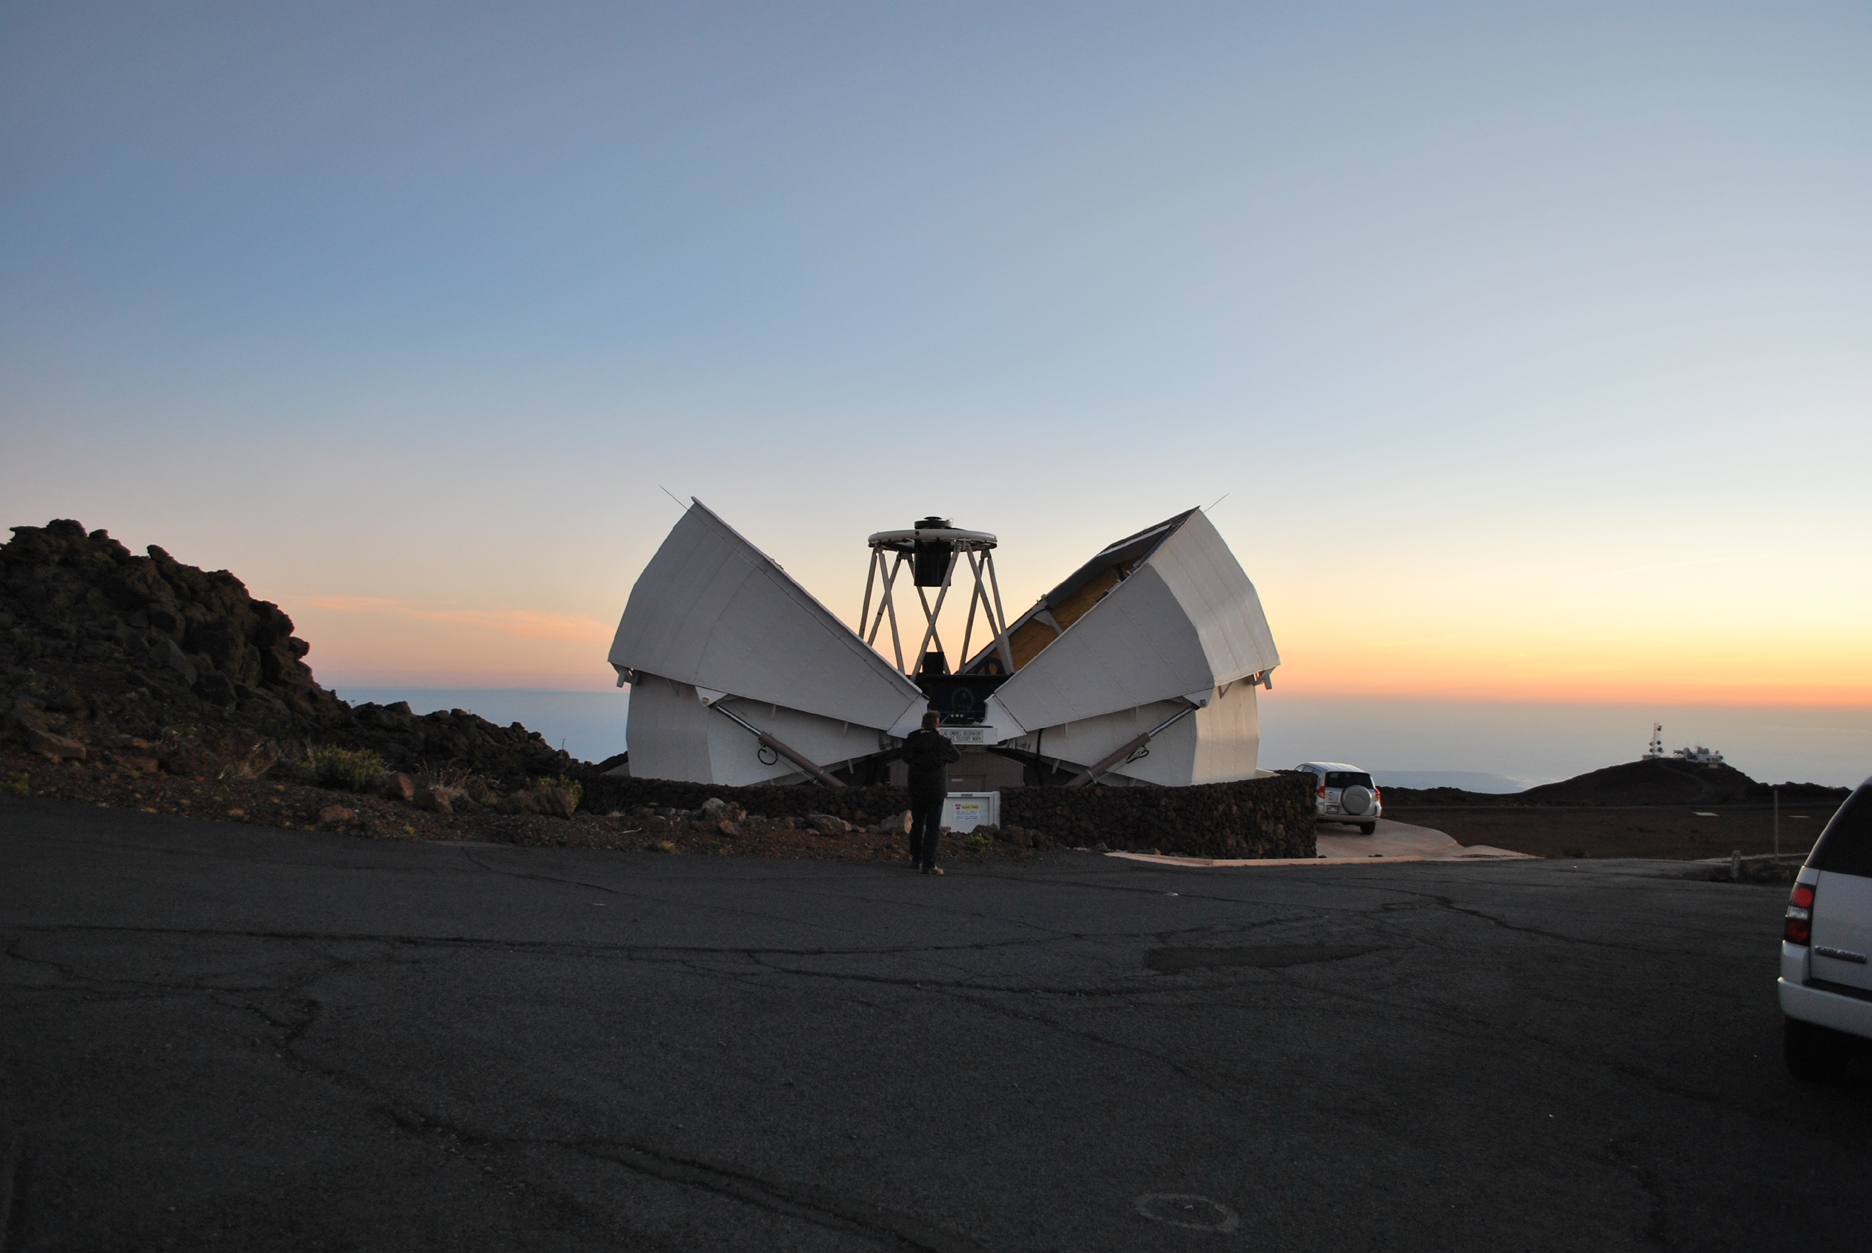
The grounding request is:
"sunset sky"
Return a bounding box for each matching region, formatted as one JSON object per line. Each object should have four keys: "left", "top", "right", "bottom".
{"left": 4, "top": 3, "right": 1868, "bottom": 719}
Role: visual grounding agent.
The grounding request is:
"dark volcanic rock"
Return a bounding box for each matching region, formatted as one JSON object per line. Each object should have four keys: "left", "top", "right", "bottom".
{"left": 193, "top": 671, "right": 238, "bottom": 707}
{"left": 0, "top": 520, "right": 584, "bottom": 788}
{"left": 1, "top": 519, "right": 345, "bottom": 731}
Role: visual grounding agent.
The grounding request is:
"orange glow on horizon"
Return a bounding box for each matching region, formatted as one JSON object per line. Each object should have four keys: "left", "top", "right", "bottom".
{"left": 287, "top": 595, "right": 619, "bottom": 691}
{"left": 273, "top": 546, "right": 1872, "bottom": 708}
{"left": 1270, "top": 612, "right": 1872, "bottom": 708}
{"left": 1275, "top": 670, "right": 1872, "bottom": 708}
{"left": 298, "top": 596, "right": 613, "bottom": 643}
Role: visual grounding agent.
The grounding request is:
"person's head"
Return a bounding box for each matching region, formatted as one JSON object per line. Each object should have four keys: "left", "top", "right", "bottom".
{"left": 921, "top": 710, "right": 941, "bottom": 731}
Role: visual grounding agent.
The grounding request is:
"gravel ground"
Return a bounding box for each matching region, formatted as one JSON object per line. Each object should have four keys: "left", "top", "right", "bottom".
{"left": 1390, "top": 803, "right": 1839, "bottom": 861}
{"left": 0, "top": 746, "right": 1037, "bottom": 865}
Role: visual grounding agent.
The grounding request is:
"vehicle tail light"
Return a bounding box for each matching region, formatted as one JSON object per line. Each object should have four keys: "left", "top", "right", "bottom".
{"left": 1784, "top": 882, "right": 1815, "bottom": 945}
{"left": 1317, "top": 785, "right": 1326, "bottom": 797}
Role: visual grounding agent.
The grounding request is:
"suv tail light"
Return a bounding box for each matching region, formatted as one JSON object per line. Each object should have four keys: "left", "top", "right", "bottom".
{"left": 1317, "top": 784, "right": 1326, "bottom": 797}
{"left": 1784, "top": 882, "right": 1815, "bottom": 945}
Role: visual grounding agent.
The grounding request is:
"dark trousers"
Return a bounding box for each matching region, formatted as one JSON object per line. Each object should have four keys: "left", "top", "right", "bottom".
{"left": 908, "top": 795, "right": 945, "bottom": 869}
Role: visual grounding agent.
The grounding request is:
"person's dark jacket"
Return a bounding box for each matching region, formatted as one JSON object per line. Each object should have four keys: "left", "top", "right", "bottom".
{"left": 901, "top": 728, "right": 962, "bottom": 800}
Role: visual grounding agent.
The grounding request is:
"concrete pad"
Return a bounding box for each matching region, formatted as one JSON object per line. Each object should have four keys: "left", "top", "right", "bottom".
{"left": 1108, "top": 817, "right": 1536, "bottom": 868}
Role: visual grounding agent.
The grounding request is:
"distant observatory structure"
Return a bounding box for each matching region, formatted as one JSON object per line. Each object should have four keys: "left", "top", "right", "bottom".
{"left": 607, "top": 502, "right": 1280, "bottom": 788}
{"left": 1643, "top": 723, "right": 1724, "bottom": 767}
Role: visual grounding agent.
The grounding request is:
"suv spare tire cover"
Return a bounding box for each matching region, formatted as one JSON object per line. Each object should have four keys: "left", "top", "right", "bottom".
{"left": 1341, "top": 785, "right": 1372, "bottom": 815}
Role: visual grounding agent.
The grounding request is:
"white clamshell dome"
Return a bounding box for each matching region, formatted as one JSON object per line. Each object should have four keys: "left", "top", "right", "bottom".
{"left": 985, "top": 509, "right": 1278, "bottom": 731}
{"left": 607, "top": 501, "right": 1279, "bottom": 787}
{"left": 967, "top": 508, "right": 1279, "bottom": 787}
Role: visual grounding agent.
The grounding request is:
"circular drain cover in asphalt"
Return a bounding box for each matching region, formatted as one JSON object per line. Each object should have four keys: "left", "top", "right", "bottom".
{"left": 1135, "top": 1194, "right": 1240, "bottom": 1232}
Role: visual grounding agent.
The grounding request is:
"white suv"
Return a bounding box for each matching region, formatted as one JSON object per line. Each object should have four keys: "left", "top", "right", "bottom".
{"left": 1779, "top": 775, "right": 1872, "bottom": 1081}
{"left": 1296, "top": 762, "right": 1381, "bottom": 835}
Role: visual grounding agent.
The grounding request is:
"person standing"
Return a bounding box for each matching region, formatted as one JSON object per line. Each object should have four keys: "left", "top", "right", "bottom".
{"left": 901, "top": 710, "right": 961, "bottom": 874}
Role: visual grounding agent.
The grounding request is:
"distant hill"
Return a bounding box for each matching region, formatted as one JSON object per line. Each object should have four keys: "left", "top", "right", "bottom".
{"left": 1383, "top": 757, "right": 1849, "bottom": 807}
{"left": 1519, "top": 758, "right": 1762, "bottom": 805}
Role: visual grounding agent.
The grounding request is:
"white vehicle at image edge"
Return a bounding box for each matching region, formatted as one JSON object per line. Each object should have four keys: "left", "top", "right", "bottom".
{"left": 1296, "top": 762, "right": 1381, "bottom": 836}
{"left": 1779, "top": 774, "right": 1872, "bottom": 1081}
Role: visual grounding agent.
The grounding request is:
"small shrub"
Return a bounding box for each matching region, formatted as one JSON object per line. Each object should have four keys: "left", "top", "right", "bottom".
{"left": 221, "top": 739, "right": 279, "bottom": 780}
{"left": 963, "top": 831, "right": 992, "bottom": 854}
{"left": 300, "top": 745, "right": 385, "bottom": 792}
{"left": 1, "top": 772, "right": 29, "bottom": 796}
{"left": 427, "top": 763, "right": 495, "bottom": 799}
{"left": 533, "top": 774, "right": 584, "bottom": 809}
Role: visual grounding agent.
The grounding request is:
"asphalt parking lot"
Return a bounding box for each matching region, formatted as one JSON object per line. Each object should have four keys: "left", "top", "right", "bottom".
{"left": 3, "top": 796, "right": 1866, "bottom": 1252}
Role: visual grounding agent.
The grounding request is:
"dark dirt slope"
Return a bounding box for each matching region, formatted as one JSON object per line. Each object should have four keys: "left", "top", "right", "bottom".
{"left": 1383, "top": 758, "right": 1849, "bottom": 808}
{"left": 1518, "top": 758, "right": 1760, "bottom": 806}
{"left": 1, "top": 520, "right": 582, "bottom": 785}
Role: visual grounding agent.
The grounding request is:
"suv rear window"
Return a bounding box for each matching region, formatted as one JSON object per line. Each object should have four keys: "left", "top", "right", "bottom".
{"left": 1809, "top": 787, "right": 1872, "bottom": 879}
{"left": 1325, "top": 772, "right": 1374, "bottom": 789}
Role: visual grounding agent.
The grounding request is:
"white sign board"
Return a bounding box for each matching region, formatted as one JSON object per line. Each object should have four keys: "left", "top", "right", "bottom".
{"left": 943, "top": 791, "right": 999, "bottom": 832}
{"left": 939, "top": 726, "right": 989, "bottom": 746}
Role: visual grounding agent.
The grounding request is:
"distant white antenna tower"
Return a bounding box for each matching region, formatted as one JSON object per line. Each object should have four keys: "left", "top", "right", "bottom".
{"left": 1645, "top": 724, "right": 1664, "bottom": 760}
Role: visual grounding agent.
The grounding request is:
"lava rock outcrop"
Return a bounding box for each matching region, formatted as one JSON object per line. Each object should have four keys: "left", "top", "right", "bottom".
{"left": 1, "top": 519, "right": 580, "bottom": 787}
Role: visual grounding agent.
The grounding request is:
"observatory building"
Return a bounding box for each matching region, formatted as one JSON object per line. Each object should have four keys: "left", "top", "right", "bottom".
{"left": 606, "top": 502, "right": 1280, "bottom": 789}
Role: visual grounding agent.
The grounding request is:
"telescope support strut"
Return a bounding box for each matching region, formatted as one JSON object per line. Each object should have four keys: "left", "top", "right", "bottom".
{"left": 709, "top": 703, "right": 847, "bottom": 788}
{"left": 1065, "top": 701, "right": 1201, "bottom": 788}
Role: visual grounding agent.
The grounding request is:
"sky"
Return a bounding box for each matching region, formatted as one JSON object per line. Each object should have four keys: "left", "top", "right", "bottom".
{"left": 3, "top": 3, "right": 1869, "bottom": 775}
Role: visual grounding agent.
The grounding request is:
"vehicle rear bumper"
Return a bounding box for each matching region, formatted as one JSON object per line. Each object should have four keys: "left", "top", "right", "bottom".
{"left": 1779, "top": 976, "right": 1872, "bottom": 1042}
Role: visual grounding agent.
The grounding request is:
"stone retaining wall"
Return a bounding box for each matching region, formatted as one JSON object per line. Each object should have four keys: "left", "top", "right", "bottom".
{"left": 1004, "top": 772, "right": 1315, "bottom": 859}
{"left": 583, "top": 771, "right": 1316, "bottom": 859}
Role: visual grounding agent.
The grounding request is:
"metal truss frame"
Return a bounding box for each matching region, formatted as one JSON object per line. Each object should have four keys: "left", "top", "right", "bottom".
{"left": 859, "top": 526, "right": 1015, "bottom": 676}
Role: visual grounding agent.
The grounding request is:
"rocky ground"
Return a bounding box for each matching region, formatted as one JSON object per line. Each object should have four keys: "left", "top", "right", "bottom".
{"left": 0, "top": 519, "right": 583, "bottom": 789}
{"left": 1376, "top": 756, "right": 1852, "bottom": 862}
{"left": 1380, "top": 800, "right": 1841, "bottom": 863}
{"left": 0, "top": 741, "right": 1038, "bottom": 863}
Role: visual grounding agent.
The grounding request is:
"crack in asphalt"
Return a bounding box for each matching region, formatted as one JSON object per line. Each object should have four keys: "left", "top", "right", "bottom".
{"left": 1601, "top": 1133, "right": 1674, "bottom": 1251}
{"left": 1, "top": 917, "right": 1305, "bottom": 979}
{"left": 4, "top": 921, "right": 1275, "bottom": 1119}
{"left": 906, "top": 982, "right": 1246, "bottom": 1101}
{"left": 1355, "top": 884, "right": 1705, "bottom": 956}
{"left": 1, "top": 1130, "right": 23, "bottom": 1253}
{"left": 458, "top": 848, "right": 623, "bottom": 895}
{"left": 174, "top": 972, "right": 984, "bottom": 1252}
{"left": 364, "top": 1093, "right": 980, "bottom": 1251}
{"left": 1145, "top": 944, "right": 1380, "bottom": 974}
{"left": 563, "top": 1138, "right": 978, "bottom": 1252}
{"left": 5, "top": 916, "right": 1361, "bottom": 1127}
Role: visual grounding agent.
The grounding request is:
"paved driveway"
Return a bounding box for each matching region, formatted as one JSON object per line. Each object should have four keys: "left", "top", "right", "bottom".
{"left": 2, "top": 797, "right": 1864, "bottom": 1251}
